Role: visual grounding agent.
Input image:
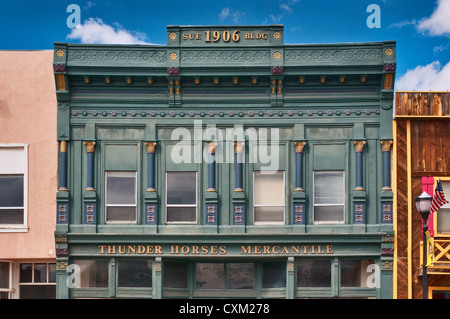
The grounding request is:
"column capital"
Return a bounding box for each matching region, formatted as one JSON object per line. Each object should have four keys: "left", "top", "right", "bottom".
{"left": 144, "top": 141, "right": 157, "bottom": 153}
{"left": 294, "top": 141, "right": 306, "bottom": 153}
{"left": 234, "top": 142, "right": 245, "bottom": 153}
{"left": 83, "top": 141, "right": 96, "bottom": 153}
{"left": 206, "top": 142, "right": 218, "bottom": 153}
{"left": 380, "top": 140, "right": 393, "bottom": 152}
{"left": 353, "top": 140, "right": 366, "bottom": 152}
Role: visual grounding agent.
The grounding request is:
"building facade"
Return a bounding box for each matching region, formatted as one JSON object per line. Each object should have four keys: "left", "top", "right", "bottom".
{"left": 0, "top": 51, "right": 57, "bottom": 299}
{"left": 394, "top": 91, "right": 450, "bottom": 299}
{"left": 54, "top": 25, "right": 396, "bottom": 299}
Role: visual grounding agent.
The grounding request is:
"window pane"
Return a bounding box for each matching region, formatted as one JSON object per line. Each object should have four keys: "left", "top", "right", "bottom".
{"left": 314, "top": 206, "right": 344, "bottom": 223}
{"left": 106, "top": 206, "right": 136, "bottom": 222}
{"left": 0, "top": 262, "right": 9, "bottom": 288}
{"left": 106, "top": 172, "right": 136, "bottom": 205}
{"left": 437, "top": 208, "right": 450, "bottom": 233}
{"left": 167, "top": 207, "right": 196, "bottom": 223}
{"left": 254, "top": 206, "right": 284, "bottom": 223}
{"left": 0, "top": 175, "right": 23, "bottom": 207}
{"left": 118, "top": 260, "right": 152, "bottom": 288}
{"left": 48, "top": 264, "right": 56, "bottom": 283}
{"left": 20, "top": 264, "right": 33, "bottom": 283}
{"left": 34, "top": 264, "right": 47, "bottom": 283}
{"left": 341, "top": 259, "right": 375, "bottom": 287}
{"left": 0, "top": 209, "right": 24, "bottom": 224}
{"left": 262, "top": 261, "right": 286, "bottom": 288}
{"left": 74, "top": 260, "right": 109, "bottom": 288}
{"left": 167, "top": 172, "right": 196, "bottom": 205}
{"left": 163, "top": 262, "right": 188, "bottom": 288}
{"left": 254, "top": 171, "right": 284, "bottom": 205}
{"left": 20, "top": 285, "right": 55, "bottom": 299}
{"left": 297, "top": 260, "right": 331, "bottom": 287}
{"left": 314, "top": 171, "right": 344, "bottom": 205}
{"left": 226, "top": 263, "right": 254, "bottom": 289}
{"left": 196, "top": 263, "right": 225, "bottom": 289}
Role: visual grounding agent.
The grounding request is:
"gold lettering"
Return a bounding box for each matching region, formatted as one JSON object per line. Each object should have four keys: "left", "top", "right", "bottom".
{"left": 137, "top": 245, "right": 145, "bottom": 254}
{"left": 118, "top": 245, "right": 126, "bottom": 254}
{"left": 202, "top": 246, "right": 209, "bottom": 255}
{"left": 272, "top": 246, "right": 280, "bottom": 255}
{"left": 192, "top": 245, "right": 199, "bottom": 254}
{"left": 127, "top": 245, "right": 136, "bottom": 254}
{"left": 196, "top": 33, "right": 201, "bottom": 40}
{"left": 327, "top": 245, "right": 334, "bottom": 254}
{"left": 171, "top": 245, "right": 179, "bottom": 254}
{"left": 254, "top": 245, "right": 262, "bottom": 254}
{"left": 219, "top": 246, "right": 227, "bottom": 255}
{"left": 301, "top": 245, "right": 309, "bottom": 254}
{"left": 245, "top": 33, "right": 250, "bottom": 39}
{"left": 317, "top": 245, "right": 325, "bottom": 254}
{"left": 108, "top": 245, "right": 116, "bottom": 254}
{"left": 155, "top": 245, "right": 162, "bottom": 254}
{"left": 211, "top": 245, "right": 218, "bottom": 254}
{"left": 282, "top": 246, "right": 290, "bottom": 254}
{"left": 262, "top": 33, "right": 268, "bottom": 40}
{"left": 99, "top": 245, "right": 106, "bottom": 254}
{"left": 291, "top": 245, "right": 299, "bottom": 254}
{"left": 182, "top": 33, "right": 187, "bottom": 40}
{"left": 263, "top": 246, "right": 271, "bottom": 254}
{"left": 181, "top": 245, "right": 190, "bottom": 254}
{"left": 241, "top": 246, "right": 251, "bottom": 255}
{"left": 146, "top": 245, "right": 154, "bottom": 254}
{"left": 311, "top": 245, "right": 316, "bottom": 254}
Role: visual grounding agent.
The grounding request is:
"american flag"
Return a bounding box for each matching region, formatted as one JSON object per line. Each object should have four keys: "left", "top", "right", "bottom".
{"left": 430, "top": 179, "right": 449, "bottom": 213}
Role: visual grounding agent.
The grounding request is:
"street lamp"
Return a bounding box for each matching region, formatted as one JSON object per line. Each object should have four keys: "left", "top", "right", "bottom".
{"left": 415, "top": 191, "right": 433, "bottom": 299}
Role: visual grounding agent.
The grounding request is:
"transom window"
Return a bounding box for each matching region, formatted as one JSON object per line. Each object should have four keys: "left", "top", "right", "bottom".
{"left": 166, "top": 172, "right": 197, "bottom": 223}
{"left": 313, "top": 171, "right": 345, "bottom": 224}
{"left": 253, "top": 170, "right": 285, "bottom": 224}
{"left": 19, "top": 262, "right": 56, "bottom": 299}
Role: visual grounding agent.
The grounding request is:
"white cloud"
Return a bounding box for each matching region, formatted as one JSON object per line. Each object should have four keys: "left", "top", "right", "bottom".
{"left": 389, "top": 19, "right": 417, "bottom": 29}
{"left": 219, "top": 7, "right": 245, "bottom": 23}
{"left": 417, "top": 0, "right": 450, "bottom": 36}
{"left": 395, "top": 60, "right": 450, "bottom": 91}
{"left": 67, "top": 18, "right": 151, "bottom": 45}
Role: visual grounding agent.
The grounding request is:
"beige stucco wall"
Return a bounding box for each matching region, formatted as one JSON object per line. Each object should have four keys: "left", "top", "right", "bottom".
{"left": 0, "top": 50, "right": 57, "bottom": 259}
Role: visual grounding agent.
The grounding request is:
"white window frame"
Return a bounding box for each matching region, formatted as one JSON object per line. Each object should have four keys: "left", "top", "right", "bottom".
{"left": 435, "top": 178, "right": 450, "bottom": 234}
{"left": 0, "top": 144, "right": 28, "bottom": 232}
{"left": 0, "top": 261, "right": 13, "bottom": 299}
{"left": 165, "top": 171, "right": 198, "bottom": 224}
{"left": 18, "top": 261, "right": 56, "bottom": 298}
{"left": 104, "top": 171, "right": 137, "bottom": 224}
{"left": 252, "top": 170, "right": 285, "bottom": 225}
{"left": 313, "top": 170, "right": 345, "bottom": 224}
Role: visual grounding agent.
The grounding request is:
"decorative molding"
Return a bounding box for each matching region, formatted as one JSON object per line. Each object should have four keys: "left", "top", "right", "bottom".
{"left": 381, "top": 261, "right": 393, "bottom": 270}
{"left": 206, "top": 142, "right": 218, "bottom": 153}
{"left": 53, "top": 64, "right": 66, "bottom": 73}
{"left": 234, "top": 142, "right": 245, "bottom": 153}
{"left": 284, "top": 47, "right": 383, "bottom": 65}
{"left": 271, "top": 66, "right": 284, "bottom": 75}
{"left": 380, "top": 140, "right": 393, "bottom": 152}
{"left": 384, "top": 63, "right": 396, "bottom": 72}
{"left": 57, "top": 262, "right": 68, "bottom": 270}
{"left": 294, "top": 141, "right": 306, "bottom": 153}
{"left": 55, "top": 234, "right": 68, "bottom": 243}
{"left": 83, "top": 141, "right": 96, "bottom": 153}
{"left": 353, "top": 140, "right": 366, "bottom": 152}
{"left": 144, "top": 141, "right": 157, "bottom": 153}
{"left": 167, "top": 66, "right": 180, "bottom": 75}
{"left": 67, "top": 48, "right": 167, "bottom": 66}
{"left": 180, "top": 49, "right": 271, "bottom": 65}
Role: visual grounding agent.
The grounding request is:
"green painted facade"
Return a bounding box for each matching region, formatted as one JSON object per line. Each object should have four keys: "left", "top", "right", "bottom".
{"left": 54, "top": 25, "right": 396, "bottom": 299}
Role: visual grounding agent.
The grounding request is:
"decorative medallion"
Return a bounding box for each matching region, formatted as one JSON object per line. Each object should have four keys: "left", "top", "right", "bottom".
{"left": 169, "top": 32, "right": 177, "bottom": 40}
{"left": 385, "top": 48, "right": 393, "bottom": 56}
{"left": 273, "top": 32, "right": 281, "bottom": 39}
{"left": 169, "top": 52, "right": 178, "bottom": 60}
{"left": 56, "top": 49, "right": 65, "bottom": 57}
{"left": 273, "top": 51, "right": 281, "bottom": 60}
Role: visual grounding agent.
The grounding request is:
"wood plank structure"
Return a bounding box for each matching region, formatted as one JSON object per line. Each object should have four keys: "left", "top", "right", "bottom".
{"left": 394, "top": 91, "right": 450, "bottom": 299}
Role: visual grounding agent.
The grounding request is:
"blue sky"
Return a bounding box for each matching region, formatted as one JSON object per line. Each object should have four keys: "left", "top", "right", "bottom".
{"left": 1, "top": 0, "right": 449, "bottom": 90}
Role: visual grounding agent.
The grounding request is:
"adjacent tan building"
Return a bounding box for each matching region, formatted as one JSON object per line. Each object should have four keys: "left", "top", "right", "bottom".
{"left": 0, "top": 51, "right": 57, "bottom": 299}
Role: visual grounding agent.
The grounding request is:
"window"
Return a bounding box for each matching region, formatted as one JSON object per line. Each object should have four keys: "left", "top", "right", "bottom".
{"left": 0, "top": 145, "right": 27, "bottom": 228}
{"left": 0, "top": 262, "right": 12, "bottom": 299}
{"left": 105, "top": 171, "right": 137, "bottom": 223}
{"left": 118, "top": 260, "right": 152, "bottom": 288}
{"left": 163, "top": 261, "right": 188, "bottom": 289}
{"left": 313, "top": 171, "right": 345, "bottom": 223}
{"left": 297, "top": 259, "right": 331, "bottom": 287}
{"left": 195, "top": 262, "right": 254, "bottom": 290}
{"left": 437, "top": 181, "right": 450, "bottom": 233}
{"left": 253, "top": 171, "right": 285, "bottom": 224}
{"left": 340, "top": 259, "right": 375, "bottom": 288}
{"left": 166, "top": 172, "right": 197, "bottom": 223}
{"left": 19, "top": 262, "right": 56, "bottom": 299}
{"left": 262, "top": 261, "right": 286, "bottom": 288}
{"left": 73, "top": 260, "right": 108, "bottom": 288}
